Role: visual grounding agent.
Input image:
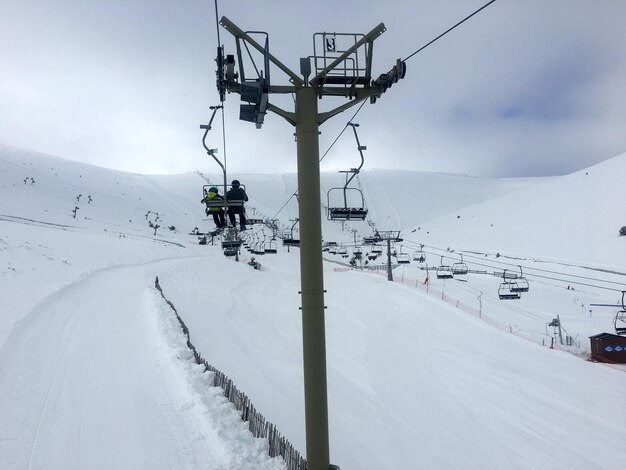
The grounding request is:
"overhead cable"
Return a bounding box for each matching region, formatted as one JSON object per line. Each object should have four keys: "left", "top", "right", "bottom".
{"left": 403, "top": 0, "right": 498, "bottom": 62}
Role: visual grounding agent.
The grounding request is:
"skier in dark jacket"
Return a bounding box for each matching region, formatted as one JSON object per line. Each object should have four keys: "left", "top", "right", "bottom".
{"left": 226, "top": 179, "right": 249, "bottom": 230}
{"left": 201, "top": 186, "right": 226, "bottom": 229}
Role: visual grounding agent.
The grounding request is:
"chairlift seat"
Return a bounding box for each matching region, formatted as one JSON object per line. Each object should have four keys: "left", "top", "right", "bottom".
{"left": 436, "top": 266, "right": 454, "bottom": 279}
{"left": 328, "top": 207, "right": 368, "bottom": 221}
{"left": 204, "top": 199, "right": 246, "bottom": 208}
{"left": 223, "top": 248, "right": 238, "bottom": 257}
{"left": 499, "top": 291, "right": 521, "bottom": 300}
{"left": 498, "top": 283, "right": 521, "bottom": 300}
{"left": 509, "top": 278, "right": 529, "bottom": 292}
{"left": 397, "top": 254, "right": 411, "bottom": 264}
{"left": 221, "top": 240, "right": 243, "bottom": 249}
{"left": 452, "top": 263, "right": 469, "bottom": 276}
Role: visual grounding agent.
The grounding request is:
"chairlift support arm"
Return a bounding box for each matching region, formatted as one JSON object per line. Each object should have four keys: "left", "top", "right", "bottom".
{"left": 309, "top": 23, "right": 386, "bottom": 88}
{"left": 220, "top": 16, "right": 304, "bottom": 87}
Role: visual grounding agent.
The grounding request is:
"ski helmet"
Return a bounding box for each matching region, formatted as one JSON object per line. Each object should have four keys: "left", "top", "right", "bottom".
{"left": 231, "top": 180, "right": 240, "bottom": 187}
{"left": 209, "top": 186, "right": 218, "bottom": 193}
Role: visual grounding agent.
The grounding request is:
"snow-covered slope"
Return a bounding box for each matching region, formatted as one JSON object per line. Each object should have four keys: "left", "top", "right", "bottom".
{"left": 409, "top": 152, "right": 626, "bottom": 268}
{"left": 1, "top": 144, "right": 625, "bottom": 469}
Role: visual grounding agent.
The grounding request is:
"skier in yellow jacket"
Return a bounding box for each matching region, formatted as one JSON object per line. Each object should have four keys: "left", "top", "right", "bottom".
{"left": 201, "top": 187, "right": 226, "bottom": 229}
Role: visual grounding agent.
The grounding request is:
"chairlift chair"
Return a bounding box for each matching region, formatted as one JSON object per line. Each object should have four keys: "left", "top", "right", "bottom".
{"left": 200, "top": 112, "right": 248, "bottom": 215}
{"left": 223, "top": 247, "right": 238, "bottom": 257}
{"left": 397, "top": 253, "right": 411, "bottom": 264}
{"left": 452, "top": 254, "right": 469, "bottom": 276}
{"left": 498, "top": 281, "right": 522, "bottom": 300}
{"left": 363, "top": 235, "right": 381, "bottom": 245}
{"left": 327, "top": 123, "right": 368, "bottom": 221}
{"left": 413, "top": 250, "right": 426, "bottom": 263}
{"left": 371, "top": 245, "right": 383, "bottom": 255}
{"left": 264, "top": 240, "right": 277, "bottom": 254}
{"left": 436, "top": 266, "right": 454, "bottom": 279}
{"left": 436, "top": 256, "right": 454, "bottom": 279}
{"left": 220, "top": 227, "right": 242, "bottom": 250}
{"left": 221, "top": 239, "right": 243, "bottom": 249}
{"left": 510, "top": 278, "right": 529, "bottom": 293}
{"left": 282, "top": 219, "right": 300, "bottom": 247}
{"left": 337, "top": 246, "right": 348, "bottom": 256}
{"left": 509, "top": 266, "right": 529, "bottom": 293}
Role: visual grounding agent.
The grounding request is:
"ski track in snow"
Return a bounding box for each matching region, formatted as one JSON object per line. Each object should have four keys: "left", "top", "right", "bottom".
{"left": 0, "top": 258, "right": 284, "bottom": 470}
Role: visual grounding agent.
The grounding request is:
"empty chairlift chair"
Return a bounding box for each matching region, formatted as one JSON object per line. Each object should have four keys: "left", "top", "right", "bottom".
{"left": 223, "top": 247, "right": 238, "bottom": 257}
{"left": 397, "top": 247, "right": 410, "bottom": 264}
{"left": 498, "top": 281, "right": 522, "bottom": 300}
{"left": 452, "top": 254, "right": 469, "bottom": 281}
{"left": 498, "top": 270, "right": 521, "bottom": 299}
{"left": 436, "top": 256, "right": 454, "bottom": 279}
{"left": 327, "top": 123, "right": 368, "bottom": 222}
{"left": 509, "top": 266, "right": 529, "bottom": 293}
{"left": 282, "top": 219, "right": 300, "bottom": 247}
{"left": 264, "top": 240, "right": 277, "bottom": 254}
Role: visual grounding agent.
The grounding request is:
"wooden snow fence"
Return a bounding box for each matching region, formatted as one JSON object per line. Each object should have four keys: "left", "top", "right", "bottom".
{"left": 154, "top": 277, "right": 306, "bottom": 470}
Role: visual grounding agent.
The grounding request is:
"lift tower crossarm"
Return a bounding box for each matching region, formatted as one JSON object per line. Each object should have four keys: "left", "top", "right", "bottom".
{"left": 267, "top": 102, "right": 296, "bottom": 126}
{"left": 220, "top": 16, "right": 304, "bottom": 87}
{"left": 318, "top": 93, "right": 371, "bottom": 125}
{"left": 309, "top": 22, "right": 386, "bottom": 88}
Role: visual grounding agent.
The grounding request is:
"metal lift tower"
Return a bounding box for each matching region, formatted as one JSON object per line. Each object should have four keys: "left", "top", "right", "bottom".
{"left": 215, "top": 17, "right": 406, "bottom": 470}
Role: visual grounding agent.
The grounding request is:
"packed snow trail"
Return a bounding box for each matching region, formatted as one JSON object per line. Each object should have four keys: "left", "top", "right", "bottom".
{"left": 0, "top": 261, "right": 284, "bottom": 470}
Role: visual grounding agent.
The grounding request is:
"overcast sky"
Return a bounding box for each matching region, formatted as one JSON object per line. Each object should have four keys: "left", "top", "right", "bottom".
{"left": 1, "top": 0, "right": 625, "bottom": 177}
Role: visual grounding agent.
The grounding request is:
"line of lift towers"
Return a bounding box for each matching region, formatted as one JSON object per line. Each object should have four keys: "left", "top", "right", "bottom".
{"left": 200, "top": 16, "right": 406, "bottom": 470}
